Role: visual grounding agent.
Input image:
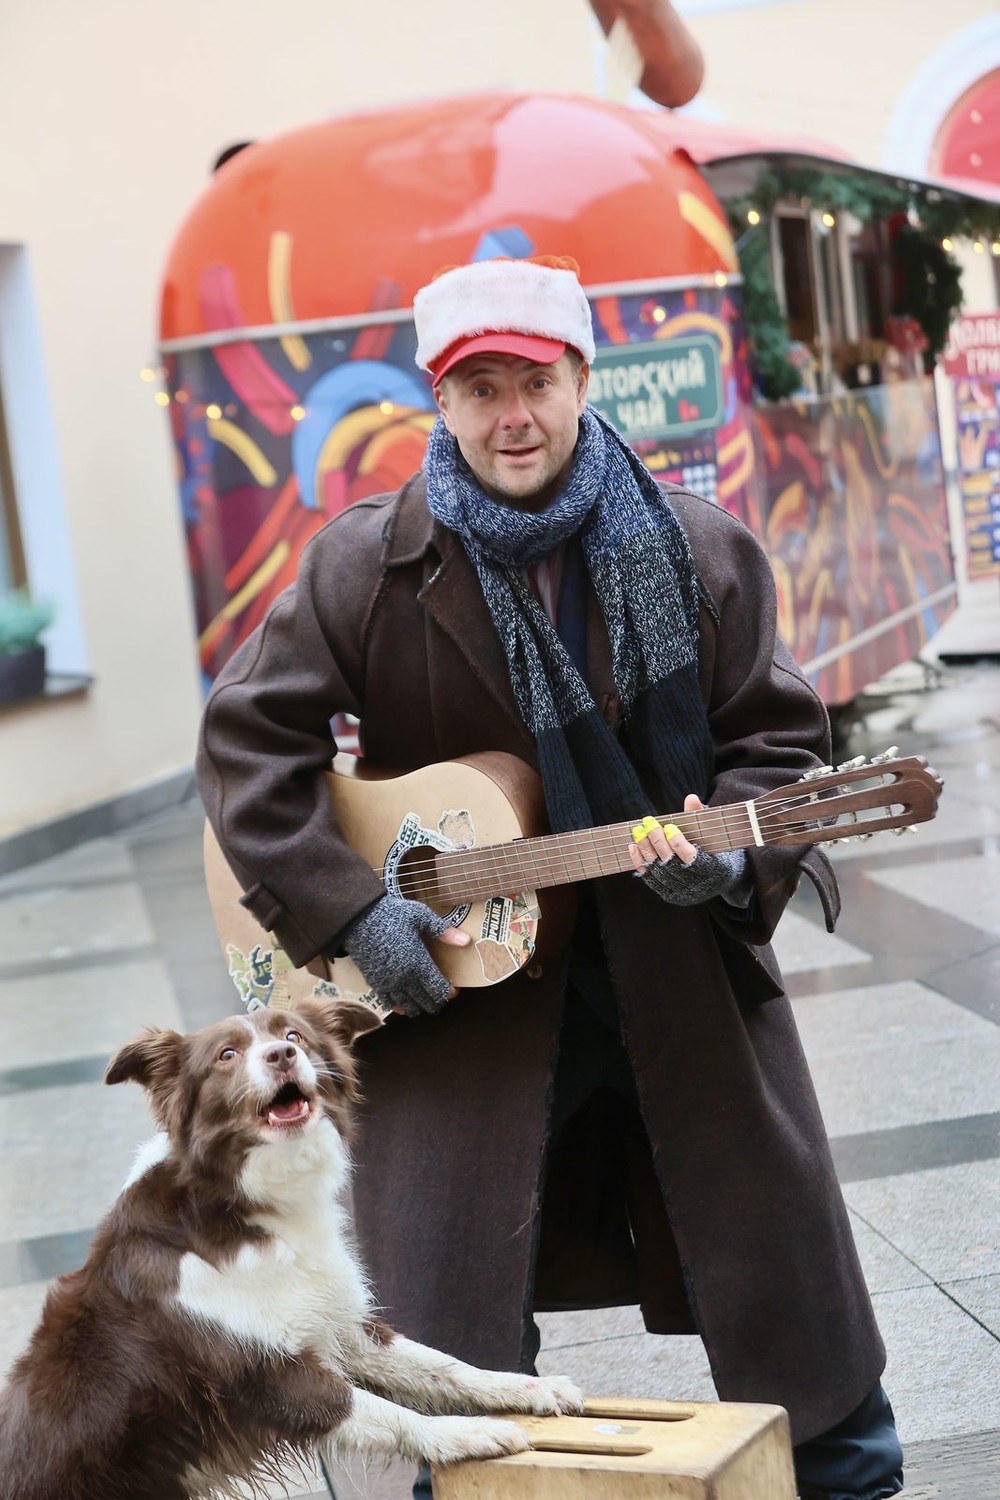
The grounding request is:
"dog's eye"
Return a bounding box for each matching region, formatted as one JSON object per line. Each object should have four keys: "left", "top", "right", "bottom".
{"left": 285, "top": 1030, "right": 302, "bottom": 1045}
{"left": 219, "top": 1046, "right": 237, "bottom": 1062}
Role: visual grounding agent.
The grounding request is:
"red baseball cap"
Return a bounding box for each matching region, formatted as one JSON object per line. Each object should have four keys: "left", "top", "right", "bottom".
{"left": 430, "top": 332, "right": 567, "bottom": 385}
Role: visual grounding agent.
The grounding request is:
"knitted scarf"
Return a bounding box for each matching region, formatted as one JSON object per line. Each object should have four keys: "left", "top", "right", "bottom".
{"left": 423, "top": 406, "right": 715, "bottom": 833}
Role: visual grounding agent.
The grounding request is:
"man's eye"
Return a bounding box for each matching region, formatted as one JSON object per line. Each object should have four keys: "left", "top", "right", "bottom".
{"left": 472, "top": 385, "right": 492, "bottom": 398}
{"left": 286, "top": 1030, "right": 302, "bottom": 1044}
{"left": 219, "top": 1047, "right": 237, "bottom": 1062}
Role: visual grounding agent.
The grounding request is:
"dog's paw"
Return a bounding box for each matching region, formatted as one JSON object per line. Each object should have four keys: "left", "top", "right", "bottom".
{"left": 485, "top": 1372, "right": 585, "bottom": 1416}
{"left": 535, "top": 1373, "right": 585, "bottom": 1415}
{"left": 421, "top": 1414, "right": 531, "bottom": 1464}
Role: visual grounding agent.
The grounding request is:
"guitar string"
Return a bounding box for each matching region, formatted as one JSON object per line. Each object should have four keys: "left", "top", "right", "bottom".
{"left": 370, "top": 798, "right": 911, "bottom": 896}
{"left": 369, "top": 790, "right": 909, "bottom": 885}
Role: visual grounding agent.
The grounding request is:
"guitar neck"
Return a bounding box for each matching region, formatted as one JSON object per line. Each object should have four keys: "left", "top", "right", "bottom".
{"left": 434, "top": 805, "right": 752, "bottom": 905}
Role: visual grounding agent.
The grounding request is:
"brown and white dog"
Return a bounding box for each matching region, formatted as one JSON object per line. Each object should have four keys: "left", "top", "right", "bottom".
{"left": 0, "top": 998, "right": 583, "bottom": 1500}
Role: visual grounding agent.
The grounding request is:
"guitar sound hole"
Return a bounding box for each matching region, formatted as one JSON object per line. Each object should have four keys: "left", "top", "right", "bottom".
{"left": 395, "top": 845, "right": 446, "bottom": 912}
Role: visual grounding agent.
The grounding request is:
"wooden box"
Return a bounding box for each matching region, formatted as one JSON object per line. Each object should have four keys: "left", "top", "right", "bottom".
{"left": 432, "top": 1397, "right": 797, "bottom": 1500}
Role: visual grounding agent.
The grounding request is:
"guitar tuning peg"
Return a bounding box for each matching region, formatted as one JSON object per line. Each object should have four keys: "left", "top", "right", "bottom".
{"left": 836, "top": 755, "right": 867, "bottom": 772}
{"left": 801, "top": 765, "right": 835, "bottom": 782}
{"left": 868, "top": 746, "right": 899, "bottom": 764}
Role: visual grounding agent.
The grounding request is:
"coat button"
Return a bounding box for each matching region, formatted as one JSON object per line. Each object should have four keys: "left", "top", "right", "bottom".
{"left": 526, "top": 961, "right": 543, "bottom": 980}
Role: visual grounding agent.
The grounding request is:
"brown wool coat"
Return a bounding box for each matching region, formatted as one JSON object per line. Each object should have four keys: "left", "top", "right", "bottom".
{"left": 197, "top": 474, "right": 885, "bottom": 1445}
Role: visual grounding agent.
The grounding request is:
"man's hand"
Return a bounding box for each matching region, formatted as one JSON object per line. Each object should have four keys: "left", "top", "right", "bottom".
{"left": 628, "top": 793, "right": 748, "bottom": 906}
{"left": 340, "top": 895, "right": 470, "bottom": 1018}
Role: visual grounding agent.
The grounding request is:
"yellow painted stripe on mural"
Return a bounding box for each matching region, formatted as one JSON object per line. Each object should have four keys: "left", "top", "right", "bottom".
{"left": 317, "top": 405, "right": 392, "bottom": 474}
{"left": 207, "top": 417, "right": 279, "bottom": 487}
{"left": 657, "top": 311, "right": 732, "bottom": 366}
{"left": 856, "top": 401, "right": 895, "bottom": 480}
{"left": 357, "top": 412, "right": 437, "bottom": 475}
{"left": 716, "top": 428, "right": 754, "bottom": 500}
{"left": 678, "top": 192, "right": 740, "bottom": 272}
{"left": 198, "top": 540, "right": 290, "bottom": 652}
{"left": 268, "top": 231, "right": 312, "bottom": 372}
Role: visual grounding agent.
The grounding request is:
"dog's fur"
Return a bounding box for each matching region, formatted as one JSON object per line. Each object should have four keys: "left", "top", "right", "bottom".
{"left": 0, "top": 998, "right": 583, "bottom": 1499}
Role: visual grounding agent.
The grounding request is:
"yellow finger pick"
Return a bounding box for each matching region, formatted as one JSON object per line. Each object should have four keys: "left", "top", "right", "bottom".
{"left": 662, "top": 823, "right": 681, "bottom": 841}
{"left": 631, "top": 824, "right": 648, "bottom": 844}
{"left": 642, "top": 815, "right": 661, "bottom": 832}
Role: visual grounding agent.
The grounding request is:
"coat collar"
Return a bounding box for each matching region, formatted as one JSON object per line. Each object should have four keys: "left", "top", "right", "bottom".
{"left": 382, "top": 472, "right": 618, "bottom": 736}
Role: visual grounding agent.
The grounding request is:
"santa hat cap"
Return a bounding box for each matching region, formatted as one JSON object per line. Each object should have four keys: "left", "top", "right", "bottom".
{"left": 414, "top": 255, "right": 596, "bottom": 382}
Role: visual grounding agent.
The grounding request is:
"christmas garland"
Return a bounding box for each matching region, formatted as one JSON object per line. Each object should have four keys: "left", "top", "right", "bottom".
{"left": 720, "top": 166, "right": 1000, "bottom": 400}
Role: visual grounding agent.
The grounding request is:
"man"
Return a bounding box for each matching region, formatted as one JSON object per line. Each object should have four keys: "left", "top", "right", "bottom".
{"left": 197, "top": 255, "right": 903, "bottom": 1500}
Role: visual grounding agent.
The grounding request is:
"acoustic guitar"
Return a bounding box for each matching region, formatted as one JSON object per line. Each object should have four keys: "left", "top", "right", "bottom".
{"left": 204, "top": 747, "right": 942, "bottom": 1016}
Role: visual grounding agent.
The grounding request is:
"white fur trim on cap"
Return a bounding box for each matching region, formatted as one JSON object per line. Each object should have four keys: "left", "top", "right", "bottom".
{"left": 413, "top": 259, "right": 596, "bottom": 372}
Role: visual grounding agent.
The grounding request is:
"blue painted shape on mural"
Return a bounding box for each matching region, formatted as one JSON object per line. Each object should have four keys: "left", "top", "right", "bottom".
{"left": 471, "top": 226, "right": 535, "bottom": 262}
{"left": 292, "top": 360, "right": 435, "bottom": 509}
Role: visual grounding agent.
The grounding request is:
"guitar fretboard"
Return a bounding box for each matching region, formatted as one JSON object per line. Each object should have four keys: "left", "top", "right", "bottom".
{"left": 433, "top": 804, "right": 755, "bottom": 904}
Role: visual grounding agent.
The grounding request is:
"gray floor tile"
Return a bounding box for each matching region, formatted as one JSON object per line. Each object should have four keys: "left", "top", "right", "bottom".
{"left": 536, "top": 1328, "right": 717, "bottom": 1404}
{"left": 791, "top": 979, "right": 995, "bottom": 1057}
{"left": 845, "top": 1161, "right": 1000, "bottom": 1283}
{"left": 873, "top": 1284, "right": 1000, "bottom": 1442}
{"left": 940, "top": 1274, "right": 1000, "bottom": 1339}
{"left": 0, "top": 1279, "right": 50, "bottom": 1380}
{"left": 806, "top": 1032, "right": 1000, "bottom": 1137}
{"left": 0, "top": 1080, "right": 155, "bottom": 1242}
{"left": 0, "top": 836, "right": 135, "bottom": 895}
{"left": 825, "top": 789, "right": 1000, "bottom": 859}
{"left": 0, "top": 956, "right": 184, "bottom": 1069}
{"left": 868, "top": 853, "right": 1000, "bottom": 939}
{"left": 769, "top": 908, "right": 872, "bottom": 975}
{"left": 536, "top": 1303, "right": 646, "bottom": 1349}
{"left": 832, "top": 1113, "right": 1000, "bottom": 1183}
{"left": 0, "top": 881, "right": 154, "bottom": 968}
{"left": 847, "top": 1213, "right": 932, "bottom": 1294}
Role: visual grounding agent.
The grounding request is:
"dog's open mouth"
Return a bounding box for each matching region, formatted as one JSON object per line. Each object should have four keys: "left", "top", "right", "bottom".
{"left": 259, "top": 1081, "right": 312, "bottom": 1130}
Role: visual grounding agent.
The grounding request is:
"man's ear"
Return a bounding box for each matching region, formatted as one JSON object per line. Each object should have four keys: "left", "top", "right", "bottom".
{"left": 106, "top": 1029, "right": 185, "bottom": 1090}
{"left": 297, "top": 996, "right": 384, "bottom": 1048}
{"left": 434, "top": 379, "right": 457, "bottom": 435}
{"left": 575, "top": 360, "right": 590, "bottom": 414}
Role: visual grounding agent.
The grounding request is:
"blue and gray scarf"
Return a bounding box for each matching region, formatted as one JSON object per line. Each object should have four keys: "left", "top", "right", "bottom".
{"left": 424, "top": 405, "right": 715, "bottom": 833}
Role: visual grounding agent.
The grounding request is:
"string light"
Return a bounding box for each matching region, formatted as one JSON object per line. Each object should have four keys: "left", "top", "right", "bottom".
{"left": 651, "top": 306, "right": 667, "bottom": 323}
{"left": 973, "top": 241, "right": 985, "bottom": 254}
{"left": 821, "top": 212, "right": 836, "bottom": 228}
{"left": 992, "top": 242, "right": 1000, "bottom": 257}
{"left": 205, "top": 403, "right": 222, "bottom": 420}
{"left": 746, "top": 209, "right": 761, "bottom": 226}
{"left": 942, "top": 237, "right": 954, "bottom": 251}
{"left": 154, "top": 391, "right": 170, "bottom": 407}
{"left": 139, "top": 367, "right": 156, "bottom": 382}
{"left": 290, "top": 405, "right": 306, "bottom": 421}
{"left": 379, "top": 401, "right": 395, "bottom": 415}
{"left": 713, "top": 272, "right": 728, "bottom": 288}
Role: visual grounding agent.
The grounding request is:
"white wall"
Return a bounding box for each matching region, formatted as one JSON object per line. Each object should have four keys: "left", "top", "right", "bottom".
{"left": 0, "top": 0, "right": 594, "bottom": 838}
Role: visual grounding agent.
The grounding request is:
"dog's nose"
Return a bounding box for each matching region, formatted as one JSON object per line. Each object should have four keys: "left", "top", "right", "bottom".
{"left": 264, "top": 1043, "right": 297, "bottom": 1069}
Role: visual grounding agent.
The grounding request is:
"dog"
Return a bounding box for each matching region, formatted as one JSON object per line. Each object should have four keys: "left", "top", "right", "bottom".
{"left": 0, "top": 997, "right": 583, "bottom": 1499}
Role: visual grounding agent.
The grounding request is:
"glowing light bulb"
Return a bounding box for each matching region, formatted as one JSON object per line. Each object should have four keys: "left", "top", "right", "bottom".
{"left": 942, "top": 237, "right": 954, "bottom": 252}
{"left": 714, "top": 273, "right": 728, "bottom": 288}
{"left": 651, "top": 306, "right": 667, "bottom": 323}
{"left": 139, "top": 367, "right": 156, "bottom": 382}
{"left": 747, "top": 209, "right": 761, "bottom": 226}
{"left": 154, "top": 391, "right": 170, "bottom": 407}
{"left": 205, "top": 403, "right": 222, "bottom": 420}
{"left": 973, "top": 241, "right": 985, "bottom": 253}
{"left": 290, "top": 405, "right": 306, "bottom": 421}
{"left": 379, "top": 401, "right": 395, "bottom": 415}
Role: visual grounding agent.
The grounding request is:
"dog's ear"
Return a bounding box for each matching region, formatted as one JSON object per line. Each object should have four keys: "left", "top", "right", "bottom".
{"left": 106, "top": 1028, "right": 185, "bottom": 1090}
{"left": 297, "top": 996, "right": 384, "bottom": 1048}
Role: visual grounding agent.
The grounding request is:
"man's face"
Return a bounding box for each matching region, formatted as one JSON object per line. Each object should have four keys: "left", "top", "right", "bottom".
{"left": 434, "top": 352, "right": 590, "bottom": 511}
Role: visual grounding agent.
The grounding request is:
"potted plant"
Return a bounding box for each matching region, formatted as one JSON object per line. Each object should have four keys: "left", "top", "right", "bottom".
{"left": 0, "top": 588, "right": 54, "bottom": 706}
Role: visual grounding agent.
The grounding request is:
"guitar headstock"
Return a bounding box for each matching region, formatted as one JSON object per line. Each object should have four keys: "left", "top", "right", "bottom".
{"left": 754, "top": 749, "right": 944, "bottom": 848}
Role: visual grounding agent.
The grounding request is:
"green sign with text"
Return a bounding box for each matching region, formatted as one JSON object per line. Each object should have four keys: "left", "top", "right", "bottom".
{"left": 587, "top": 335, "right": 723, "bottom": 442}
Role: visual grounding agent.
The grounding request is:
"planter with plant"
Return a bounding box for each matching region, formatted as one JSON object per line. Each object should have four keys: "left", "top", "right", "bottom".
{"left": 0, "top": 589, "right": 54, "bottom": 706}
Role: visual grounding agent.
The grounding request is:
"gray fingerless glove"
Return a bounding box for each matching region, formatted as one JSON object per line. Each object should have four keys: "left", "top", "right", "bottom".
{"left": 639, "top": 847, "right": 749, "bottom": 908}
{"left": 338, "top": 895, "right": 455, "bottom": 1018}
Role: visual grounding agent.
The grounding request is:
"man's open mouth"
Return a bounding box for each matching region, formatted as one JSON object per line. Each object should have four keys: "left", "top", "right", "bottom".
{"left": 259, "top": 1080, "right": 312, "bottom": 1130}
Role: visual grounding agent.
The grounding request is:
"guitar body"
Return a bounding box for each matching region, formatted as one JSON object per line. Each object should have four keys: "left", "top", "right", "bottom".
{"left": 204, "top": 751, "right": 570, "bottom": 1013}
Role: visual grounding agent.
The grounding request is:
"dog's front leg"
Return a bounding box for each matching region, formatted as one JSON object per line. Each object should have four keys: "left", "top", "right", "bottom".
{"left": 346, "top": 1322, "right": 584, "bottom": 1418}
{"left": 321, "top": 1386, "right": 531, "bottom": 1467}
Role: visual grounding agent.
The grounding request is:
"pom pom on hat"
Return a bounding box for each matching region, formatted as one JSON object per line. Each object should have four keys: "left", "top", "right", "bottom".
{"left": 414, "top": 255, "right": 596, "bottom": 381}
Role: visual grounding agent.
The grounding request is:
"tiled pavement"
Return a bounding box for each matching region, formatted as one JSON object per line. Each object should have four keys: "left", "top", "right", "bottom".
{"left": 2, "top": 657, "right": 999, "bottom": 1498}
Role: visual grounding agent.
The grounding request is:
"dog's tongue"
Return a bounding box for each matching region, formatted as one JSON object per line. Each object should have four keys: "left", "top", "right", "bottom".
{"left": 268, "top": 1097, "right": 309, "bottom": 1126}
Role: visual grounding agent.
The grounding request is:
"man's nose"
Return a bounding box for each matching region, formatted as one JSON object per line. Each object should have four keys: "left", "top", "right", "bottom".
{"left": 264, "top": 1043, "right": 297, "bottom": 1069}
{"left": 498, "top": 391, "right": 531, "bottom": 428}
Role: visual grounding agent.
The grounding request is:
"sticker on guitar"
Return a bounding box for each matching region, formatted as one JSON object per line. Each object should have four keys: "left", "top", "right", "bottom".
{"left": 386, "top": 806, "right": 539, "bottom": 984}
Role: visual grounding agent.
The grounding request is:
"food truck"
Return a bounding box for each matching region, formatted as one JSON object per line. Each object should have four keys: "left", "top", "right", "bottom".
{"left": 159, "top": 91, "right": 970, "bottom": 711}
